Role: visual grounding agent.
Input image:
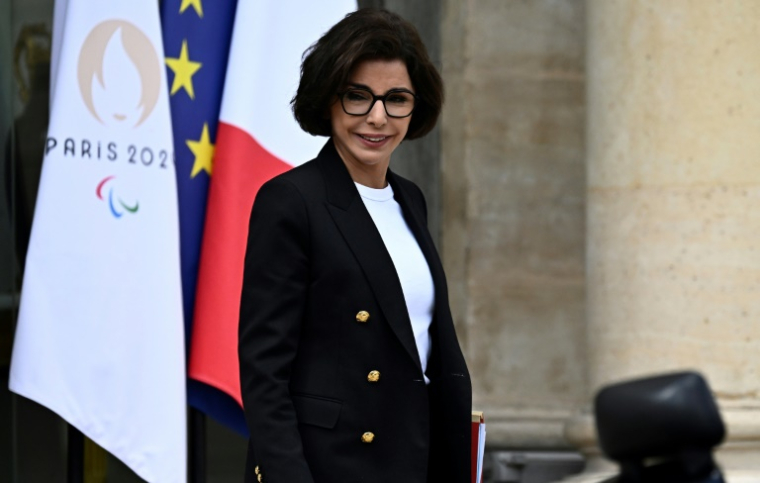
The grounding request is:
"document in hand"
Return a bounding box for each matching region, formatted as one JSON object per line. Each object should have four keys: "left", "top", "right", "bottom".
{"left": 471, "top": 411, "right": 486, "bottom": 483}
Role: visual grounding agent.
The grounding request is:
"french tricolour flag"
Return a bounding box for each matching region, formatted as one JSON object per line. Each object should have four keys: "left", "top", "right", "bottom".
{"left": 189, "top": 1, "right": 356, "bottom": 409}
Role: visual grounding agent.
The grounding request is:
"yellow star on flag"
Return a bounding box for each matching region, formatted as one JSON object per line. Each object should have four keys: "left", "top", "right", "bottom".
{"left": 187, "top": 123, "right": 215, "bottom": 178}
{"left": 179, "top": 0, "right": 203, "bottom": 17}
{"left": 165, "top": 40, "right": 202, "bottom": 99}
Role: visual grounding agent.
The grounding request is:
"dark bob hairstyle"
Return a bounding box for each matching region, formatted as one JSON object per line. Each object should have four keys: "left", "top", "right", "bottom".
{"left": 291, "top": 8, "right": 443, "bottom": 140}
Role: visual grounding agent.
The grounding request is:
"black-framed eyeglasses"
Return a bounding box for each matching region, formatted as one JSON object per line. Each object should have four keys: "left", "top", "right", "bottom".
{"left": 337, "top": 87, "right": 417, "bottom": 118}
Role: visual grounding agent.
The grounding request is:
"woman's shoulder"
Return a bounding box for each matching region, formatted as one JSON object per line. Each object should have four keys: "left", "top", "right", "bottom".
{"left": 259, "top": 157, "right": 325, "bottom": 201}
{"left": 250, "top": 163, "right": 321, "bottom": 231}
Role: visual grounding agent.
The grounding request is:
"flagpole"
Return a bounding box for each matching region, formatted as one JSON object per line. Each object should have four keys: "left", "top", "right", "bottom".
{"left": 67, "top": 424, "right": 84, "bottom": 483}
{"left": 189, "top": 407, "right": 207, "bottom": 483}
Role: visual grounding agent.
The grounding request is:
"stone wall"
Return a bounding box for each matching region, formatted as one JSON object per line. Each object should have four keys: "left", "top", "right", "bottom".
{"left": 567, "top": 2, "right": 760, "bottom": 480}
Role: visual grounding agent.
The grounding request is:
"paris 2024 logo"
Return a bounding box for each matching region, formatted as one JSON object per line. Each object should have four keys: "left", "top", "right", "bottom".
{"left": 46, "top": 20, "right": 173, "bottom": 219}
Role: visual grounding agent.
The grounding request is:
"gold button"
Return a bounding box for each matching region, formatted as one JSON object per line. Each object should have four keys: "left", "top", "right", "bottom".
{"left": 356, "top": 311, "right": 370, "bottom": 323}
{"left": 257, "top": 474, "right": 263, "bottom": 483}
{"left": 361, "top": 432, "right": 375, "bottom": 443}
{"left": 367, "top": 370, "right": 380, "bottom": 382}
{"left": 254, "top": 466, "right": 260, "bottom": 475}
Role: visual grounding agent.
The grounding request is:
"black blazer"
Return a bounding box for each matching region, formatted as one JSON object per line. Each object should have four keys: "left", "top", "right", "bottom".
{"left": 239, "top": 139, "right": 472, "bottom": 483}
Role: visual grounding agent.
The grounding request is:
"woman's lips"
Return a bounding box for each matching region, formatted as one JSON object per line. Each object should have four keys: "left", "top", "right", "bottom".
{"left": 355, "top": 133, "right": 391, "bottom": 147}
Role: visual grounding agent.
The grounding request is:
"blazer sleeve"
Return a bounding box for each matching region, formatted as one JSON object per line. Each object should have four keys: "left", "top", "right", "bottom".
{"left": 239, "top": 177, "right": 314, "bottom": 483}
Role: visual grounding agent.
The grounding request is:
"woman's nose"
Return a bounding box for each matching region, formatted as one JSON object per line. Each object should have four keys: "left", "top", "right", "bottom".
{"left": 366, "top": 99, "right": 387, "bottom": 127}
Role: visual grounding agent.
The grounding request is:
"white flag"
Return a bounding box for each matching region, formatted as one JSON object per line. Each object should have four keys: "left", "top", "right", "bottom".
{"left": 9, "top": 0, "right": 186, "bottom": 481}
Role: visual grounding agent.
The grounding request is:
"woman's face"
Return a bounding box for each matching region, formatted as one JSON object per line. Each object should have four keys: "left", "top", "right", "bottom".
{"left": 330, "top": 59, "right": 413, "bottom": 177}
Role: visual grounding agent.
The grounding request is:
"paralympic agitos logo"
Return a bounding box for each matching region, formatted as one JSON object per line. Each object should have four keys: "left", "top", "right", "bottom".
{"left": 45, "top": 19, "right": 173, "bottom": 176}
{"left": 96, "top": 176, "right": 139, "bottom": 218}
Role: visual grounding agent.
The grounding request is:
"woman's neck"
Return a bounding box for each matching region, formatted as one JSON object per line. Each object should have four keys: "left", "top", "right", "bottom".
{"left": 340, "top": 158, "right": 389, "bottom": 189}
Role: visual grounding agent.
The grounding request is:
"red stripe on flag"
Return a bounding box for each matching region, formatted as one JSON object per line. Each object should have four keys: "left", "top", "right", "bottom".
{"left": 189, "top": 121, "right": 291, "bottom": 405}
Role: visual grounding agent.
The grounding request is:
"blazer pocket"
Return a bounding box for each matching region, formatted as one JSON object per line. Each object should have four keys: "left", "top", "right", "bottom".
{"left": 292, "top": 394, "right": 342, "bottom": 429}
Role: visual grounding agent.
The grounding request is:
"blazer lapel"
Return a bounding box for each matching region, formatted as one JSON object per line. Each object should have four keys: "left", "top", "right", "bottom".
{"left": 387, "top": 171, "right": 450, "bottom": 376}
{"left": 387, "top": 171, "right": 448, "bottom": 310}
{"left": 318, "top": 141, "right": 423, "bottom": 374}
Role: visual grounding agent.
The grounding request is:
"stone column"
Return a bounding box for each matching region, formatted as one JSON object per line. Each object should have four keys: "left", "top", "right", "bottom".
{"left": 441, "top": 0, "right": 587, "bottom": 448}
{"left": 566, "top": 1, "right": 760, "bottom": 481}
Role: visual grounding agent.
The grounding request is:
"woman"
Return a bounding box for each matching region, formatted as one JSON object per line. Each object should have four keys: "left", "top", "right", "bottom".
{"left": 239, "top": 8, "right": 471, "bottom": 483}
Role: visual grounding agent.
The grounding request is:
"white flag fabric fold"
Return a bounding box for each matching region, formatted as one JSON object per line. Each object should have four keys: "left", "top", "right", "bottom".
{"left": 9, "top": 0, "right": 186, "bottom": 481}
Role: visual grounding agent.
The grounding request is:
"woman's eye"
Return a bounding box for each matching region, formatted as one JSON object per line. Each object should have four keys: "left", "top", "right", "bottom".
{"left": 346, "top": 91, "right": 371, "bottom": 102}
{"left": 386, "top": 95, "right": 410, "bottom": 105}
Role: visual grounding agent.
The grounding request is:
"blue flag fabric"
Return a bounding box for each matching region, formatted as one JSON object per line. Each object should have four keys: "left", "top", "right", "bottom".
{"left": 160, "top": 0, "right": 247, "bottom": 435}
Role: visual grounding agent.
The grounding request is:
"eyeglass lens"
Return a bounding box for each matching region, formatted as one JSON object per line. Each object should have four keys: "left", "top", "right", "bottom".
{"left": 341, "top": 89, "right": 415, "bottom": 117}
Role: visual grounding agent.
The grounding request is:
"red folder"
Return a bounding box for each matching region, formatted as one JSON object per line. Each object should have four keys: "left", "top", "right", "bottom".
{"left": 471, "top": 411, "right": 485, "bottom": 483}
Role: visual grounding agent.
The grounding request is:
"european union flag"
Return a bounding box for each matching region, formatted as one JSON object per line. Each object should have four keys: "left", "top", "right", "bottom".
{"left": 161, "top": 0, "right": 246, "bottom": 435}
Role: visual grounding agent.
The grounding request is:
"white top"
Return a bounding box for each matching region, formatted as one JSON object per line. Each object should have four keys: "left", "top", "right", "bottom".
{"left": 355, "top": 182, "right": 434, "bottom": 384}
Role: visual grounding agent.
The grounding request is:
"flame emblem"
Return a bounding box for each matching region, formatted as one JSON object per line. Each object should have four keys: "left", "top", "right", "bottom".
{"left": 78, "top": 20, "right": 160, "bottom": 127}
